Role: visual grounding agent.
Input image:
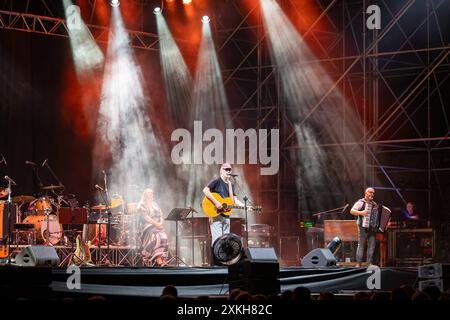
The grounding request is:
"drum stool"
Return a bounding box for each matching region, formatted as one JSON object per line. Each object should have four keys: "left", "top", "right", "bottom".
{"left": 14, "top": 223, "right": 36, "bottom": 245}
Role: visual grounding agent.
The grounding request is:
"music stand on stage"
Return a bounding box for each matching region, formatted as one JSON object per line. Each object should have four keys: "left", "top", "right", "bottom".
{"left": 166, "top": 207, "right": 194, "bottom": 266}
{"left": 58, "top": 207, "right": 88, "bottom": 266}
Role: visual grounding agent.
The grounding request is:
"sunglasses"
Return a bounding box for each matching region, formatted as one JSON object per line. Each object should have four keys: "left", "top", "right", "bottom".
{"left": 223, "top": 168, "right": 232, "bottom": 171}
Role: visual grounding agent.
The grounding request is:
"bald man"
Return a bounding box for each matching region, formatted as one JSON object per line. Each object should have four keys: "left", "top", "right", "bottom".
{"left": 350, "top": 187, "right": 377, "bottom": 267}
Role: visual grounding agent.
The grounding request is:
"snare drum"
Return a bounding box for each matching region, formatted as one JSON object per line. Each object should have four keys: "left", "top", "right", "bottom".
{"left": 29, "top": 197, "right": 53, "bottom": 215}
{"left": 22, "top": 215, "right": 62, "bottom": 245}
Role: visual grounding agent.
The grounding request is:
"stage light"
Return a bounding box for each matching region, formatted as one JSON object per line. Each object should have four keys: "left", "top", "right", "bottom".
{"left": 201, "top": 15, "right": 210, "bottom": 23}
{"left": 259, "top": 0, "right": 367, "bottom": 213}
{"left": 153, "top": 7, "right": 161, "bottom": 14}
{"left": 182, "top": 0, "right": 192, "bottom": 4}
{"left": 326, "top": 236, "right": 342, "bottom": 255}
{"left": 110, "top": 0, "right": 120, "bottom": 7}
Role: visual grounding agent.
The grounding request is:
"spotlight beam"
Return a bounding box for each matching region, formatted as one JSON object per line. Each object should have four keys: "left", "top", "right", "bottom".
{"left": 95, "top": 6, "right": 179, "bottom": 245}
{"left": 260, "top": 0, "right": 370, "bottom": 211}
{"left": 185, "top": 20, "right": 252, "bottom": 219}
{"left": 156, "top": 11, "right": 192, "bottom": 128}
{"left": 63, "top": 0, "right": 104, "bottom": 78}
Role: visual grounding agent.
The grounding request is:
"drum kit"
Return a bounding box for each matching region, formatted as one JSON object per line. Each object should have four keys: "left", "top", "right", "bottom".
{"left": 87, "top": 195, "right": 140, "bottom": 247}
{"left": 0, "top": 159, "right": 143, "bottom": 267}
{"left": 8, "top": 188, "right": 140, "bottom": 247}
{"left": 12, "top": 185, "right": 64, "bottom": 246}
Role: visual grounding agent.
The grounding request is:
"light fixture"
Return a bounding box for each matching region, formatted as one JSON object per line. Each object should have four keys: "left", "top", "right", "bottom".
{"left": 153, "top": 7, "right": 161, "bottom": 14}
{"left": 182, "top": 0, "right": 192, "bottom": 5}
{"left": 201, "top": 15, "right": 210, "bottom": 24}
{"left": 326, "top": 236, "right": 342, "bottom": 255}
{"left": 110, "top": 0, "right": 120, "bottom": 7}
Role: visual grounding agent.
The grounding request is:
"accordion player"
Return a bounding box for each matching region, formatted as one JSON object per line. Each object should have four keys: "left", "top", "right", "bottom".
{"left": 362, "top": 201, "right": 391, "bottom": 232}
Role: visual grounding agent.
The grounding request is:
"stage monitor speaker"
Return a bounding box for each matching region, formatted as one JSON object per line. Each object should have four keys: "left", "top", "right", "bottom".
{"left": 15, "top": 246, "right": 60, "bottom": 267}
{"left": 229, "top": 247, "right": 280, "bottom": 295}
{"left": 244, "top": 247, "right": 278, "bottom": 263}
{"left": 301, "top": 248, "right": 337, "bottom": 267}
{"left": 418, "top": 263, "right": 450, "bottom": 279}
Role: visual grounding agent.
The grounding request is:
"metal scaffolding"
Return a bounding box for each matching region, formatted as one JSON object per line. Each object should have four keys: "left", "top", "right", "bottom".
{"left": 212, "top": 0, "right": 450, "bottom": 262}
{"left": 1, "top": 0, "right": 449, "bottom": 263}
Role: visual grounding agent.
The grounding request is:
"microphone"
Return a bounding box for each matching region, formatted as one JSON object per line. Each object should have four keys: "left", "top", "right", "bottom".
{"left": 4, "top": 176, "right": 17, "bottom": 185}
{"left": 41, "top": 159, "right": 48, "bottom": 167}
{"left": 25, "top": 160, "right": 38, "bottom": 166}
{"left": 95, "top": 184, "right": 104, "bottom": 191}
{"left": 0, "top": 154, "right": 6, "bottom": 166}
{"left": 189, "top": 206, "right": 198, "bottom": 213}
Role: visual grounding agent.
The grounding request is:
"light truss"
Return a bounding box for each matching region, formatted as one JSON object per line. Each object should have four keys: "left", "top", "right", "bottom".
{"left": 0, "top": 10, "right": 160, "bottom": 51}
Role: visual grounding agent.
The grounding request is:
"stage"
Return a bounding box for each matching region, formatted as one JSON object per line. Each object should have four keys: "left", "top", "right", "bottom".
{"left": 0, "top": 265, "right": 418, "bottom": 300}
{"left": 1, "top": 0, "right": 449, "bottom": 305}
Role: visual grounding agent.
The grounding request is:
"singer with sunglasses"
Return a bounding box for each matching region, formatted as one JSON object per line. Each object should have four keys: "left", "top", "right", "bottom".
{"left": 202, "top": 163, "right": 244, "bottom": 265}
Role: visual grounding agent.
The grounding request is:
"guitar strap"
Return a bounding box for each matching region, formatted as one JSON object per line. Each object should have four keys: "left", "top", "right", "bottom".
{"left": 228, "top": 181, "right": 234, "bottom": 204}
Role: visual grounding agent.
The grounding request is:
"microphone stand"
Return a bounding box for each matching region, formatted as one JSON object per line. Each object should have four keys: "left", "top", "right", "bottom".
{"left": 4, "top": 177, "right": 14, "bottom": 264}
{"left": 243, "top": 196, "right": 249, "bottom": 248}
{"left": 43, "top": 161, "right": 64, "bottom": 246}
{"left": 103, "top": 171, "right": 108, "bottom": 199}
{"left": 2, "top": 157, "right": 14, "bottom": 264}
{"left": 312, "top": 204, "right": 349, "bottom": 217}
{"left": 43, "top": 160, "right": 64, "bottom": 191}
{"left": 188, "top": 206, "right": 197, "bottom": 266}
{"left": 97, "top": 188, "right": 112, "bottom": 265}
{"left": 6, "top": 179, "right": 12, "bottom": 264}
{"left": 26, "top": 162, "right": 44, "bottom": 191}
{"left": 230, "top": 174, "right": 250, "bottom": 248}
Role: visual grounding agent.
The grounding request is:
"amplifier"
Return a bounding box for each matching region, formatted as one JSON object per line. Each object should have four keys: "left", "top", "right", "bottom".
{"left": 417, "top": 263, "right": 450, "bottom": 291}
{"left": 418, "top": 278, "right": 447, "bottom": 292}
{"left": 388, "top": 228, "right": 435, "bottom": 264}
{"left": 0, "top": 201, "right": 17, "bottom": 238}
{"left": 418, "top": 263, "right": 450, "bottom": 279}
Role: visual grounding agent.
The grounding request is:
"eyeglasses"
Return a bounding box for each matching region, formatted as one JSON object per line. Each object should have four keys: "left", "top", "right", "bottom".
{"left": 223, "top": 168, "right": 232, "bottom": 171}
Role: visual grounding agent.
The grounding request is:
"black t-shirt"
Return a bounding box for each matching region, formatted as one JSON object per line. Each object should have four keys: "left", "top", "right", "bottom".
{"left": 207, "top": 177, "right": 236, "bottom": 199}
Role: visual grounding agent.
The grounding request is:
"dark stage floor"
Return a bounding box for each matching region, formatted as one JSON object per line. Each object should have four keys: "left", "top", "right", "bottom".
{"left": 0, "top": 265, "right": 418, "bottom": 299}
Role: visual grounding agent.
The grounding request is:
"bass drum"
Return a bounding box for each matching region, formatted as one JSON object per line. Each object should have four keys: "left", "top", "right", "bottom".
{"left": 22, "top": 215, "right": 62, "bottom": 245}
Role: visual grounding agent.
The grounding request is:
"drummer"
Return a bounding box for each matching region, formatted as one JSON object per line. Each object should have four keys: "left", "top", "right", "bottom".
{"left": 0, "top": 187, "right": 8, "bottom": 199}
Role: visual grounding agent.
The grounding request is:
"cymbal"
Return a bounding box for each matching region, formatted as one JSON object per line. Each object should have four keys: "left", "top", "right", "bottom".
{"left": 11, "top": 195, "right": 35, "bottom": 203}
{"left": 41, "top": 185, "right": 64, "bottom": 190}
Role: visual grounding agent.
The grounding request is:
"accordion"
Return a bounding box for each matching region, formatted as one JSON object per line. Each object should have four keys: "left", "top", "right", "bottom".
{"left": 362, "top": 202, "right": 391, "bottom": 232}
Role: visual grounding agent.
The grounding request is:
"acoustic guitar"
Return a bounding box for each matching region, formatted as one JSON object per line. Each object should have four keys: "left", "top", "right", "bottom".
{"left": 202, "top": 193, "right": 262, "bottom": 218}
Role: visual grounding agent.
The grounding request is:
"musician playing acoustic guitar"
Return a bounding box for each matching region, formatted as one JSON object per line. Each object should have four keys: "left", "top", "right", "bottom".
{"left": 350, "top": 187, "right": 377, "bottom": 267}
{"left": 202, "top": 163, "right": 244, "bottom": 260}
